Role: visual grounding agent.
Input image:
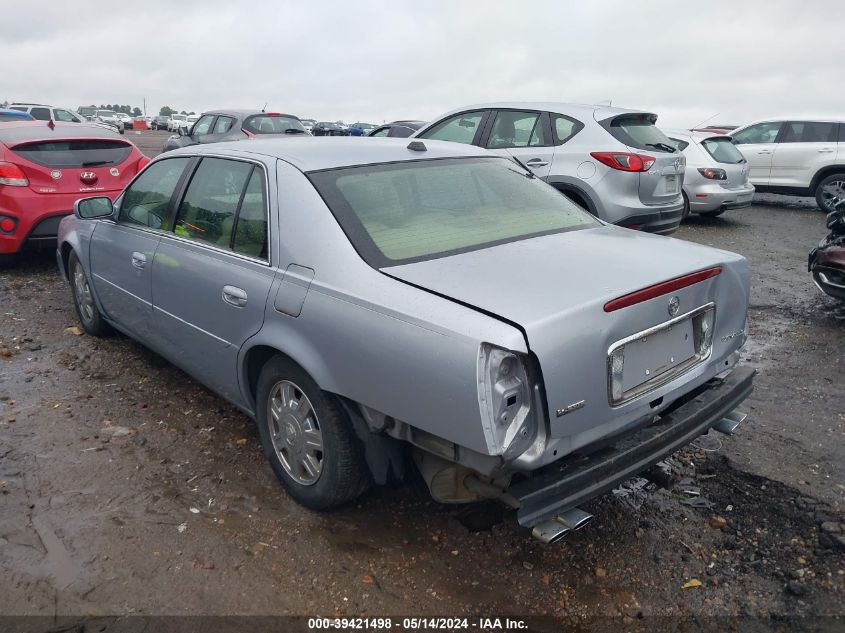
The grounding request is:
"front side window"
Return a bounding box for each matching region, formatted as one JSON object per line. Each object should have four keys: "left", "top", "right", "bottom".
{"left": 192, "top": 115, "right": 215, "bottom": 136}
{"left": 30, "top": 107, "right": 51, "bottom": 121}
{"left": 213, "top": 116, "right": 235, "bottom": 134}
{"left": 701, "top": 137, "right": 745, "bottom": 163}
{"left": 309, "top": 157, "right": 599, "bottom": 267}
{"left": 731, "top": 122, "right": 782, "bottom": 145}
{"left": 54, "top": 109, "right": 77, "bottom": 122}
{"left": 419, "top": 111, "right": 484, "bottom": 145}
{"left": 119, "top": 157, "right": 191, "bottom": 229}
{"left": 370, "top": 127, "right": 390, "bottom": 137}
{"left": 486, "top": 111, "right": 548, "bottom": 149}
{"left": 173, "top": 158, "right": 253, "bottom": 248}
{"left": 780, "top": 121, "right": 838, "bottom": 143}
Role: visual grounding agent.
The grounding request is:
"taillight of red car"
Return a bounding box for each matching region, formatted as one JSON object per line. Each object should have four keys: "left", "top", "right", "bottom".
{"left": 0, "top": 161, "right": 29, "bottom": 186}
{"left": 590, "top": 152, "right": 656, "bottom": 172}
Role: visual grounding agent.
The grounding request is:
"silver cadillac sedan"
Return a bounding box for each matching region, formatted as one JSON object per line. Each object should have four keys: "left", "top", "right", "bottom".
{"left": 57, "top": 138, "right": 754, "bottom": 542}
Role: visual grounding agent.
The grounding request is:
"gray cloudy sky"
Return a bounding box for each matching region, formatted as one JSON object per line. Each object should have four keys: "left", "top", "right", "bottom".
{"left": 3, "top": 0, "right": 842, "bottom": 128}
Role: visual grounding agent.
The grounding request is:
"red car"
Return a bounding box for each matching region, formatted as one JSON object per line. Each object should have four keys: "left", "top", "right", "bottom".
{"left": 0, "top": 121, "right": 149, "bottom": 263}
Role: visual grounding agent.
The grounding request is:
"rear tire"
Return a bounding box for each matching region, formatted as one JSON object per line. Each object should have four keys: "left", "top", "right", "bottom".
{"left": 815, "top": 172, "right": 845, "bottom": 213}
{"left": 69, "top": 251, "right": 111, "bottom": 336}
{"left": 255, "top": 355, "right": 371, "bottom": 510}
{"left": 697, "top": 209, "right": 725, "bottom": 218}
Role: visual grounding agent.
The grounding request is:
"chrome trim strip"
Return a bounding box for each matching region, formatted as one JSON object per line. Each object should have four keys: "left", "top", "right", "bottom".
{"left": 607, "top": 302, "right": 715, "bottom": 407}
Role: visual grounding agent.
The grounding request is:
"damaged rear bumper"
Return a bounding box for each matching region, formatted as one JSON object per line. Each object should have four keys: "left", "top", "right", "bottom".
{"left": 509, "top": 366, "right": 755, "bottom": 528}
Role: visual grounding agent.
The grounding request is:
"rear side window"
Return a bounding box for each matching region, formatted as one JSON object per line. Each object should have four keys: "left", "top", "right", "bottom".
{"left": 387, "top": 126, "right": 415, "bottom": 138}
{"left": 12, "top": 140, "right": 132, "bottom": 168}
{"left": 213, "top": 116, "right": 235, "bottom": 134}
{"left": 701, "top": 137, "right": 745, "bottom": 164}
{"left": 602, "top": 114, "right": 677, "bottom": 153}
{"left": 486, "top": 111, "right": 548, "bottom": 149}
{"left": 243, "top": 115, "right": 306, "bottom": 134}
{"left": 173, "top": 158, "right": 253, "bottom": 249}
{"left": 780, "top": 121, "right": 838, "bottom": 143}
{"left": 30, "top": 107, "right": 51, "bottom": 121}
{"left": 419, "top": 111, "right": 484, "bottom": 145}
{"left": 232, "top": 169, "right": 268, "bottom": 258}
{"left": 370, "top": 127, "right": 390, "bottom": 137}
{"left": 669, "top": 137, "right": 690, "bottom": 151}
{"left": 119, "top": 157, "right": 191, "bottom": 230}
{"left": 552, "top": 114, "right": 583, "bottom": 145}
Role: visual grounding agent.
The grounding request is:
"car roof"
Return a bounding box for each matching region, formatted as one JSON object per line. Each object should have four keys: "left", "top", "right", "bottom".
{"left": 737, "top": 116, "right": 845, "bottom": 128}
{"left": 0, "top": 121, "right": 124, "bottom": 144}
{"left": 164, "top": 136, "right": 496, "bottom": 172}
{"left": 427, "top": 102, "right": 649, "bottom": 123}
{"left": 202, "top": 109, "right": 300, "bottom": 118}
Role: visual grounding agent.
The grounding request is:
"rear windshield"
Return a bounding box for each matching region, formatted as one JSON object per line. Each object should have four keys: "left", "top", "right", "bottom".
{"left": 244, "top": 115, "right": 306, "bottom": 135}
{"left": 12, "top": 140, "right": 132, "bottom": 168}
{"left": 603, "top": 115, "right": 678, "bottom": 153}
{"left": 702, "top": 137, "right": 745, "bottom": 164}
{"left": 309, "top": 157, "right": 599, "bottom": 267}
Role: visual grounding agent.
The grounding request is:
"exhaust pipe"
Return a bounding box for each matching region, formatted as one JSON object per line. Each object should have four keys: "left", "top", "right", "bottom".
{"left": 531, "top": 508, "right": 594, "bottom": 544}
{"left": 713, "top": 410, "right": 747, "bottom": 435}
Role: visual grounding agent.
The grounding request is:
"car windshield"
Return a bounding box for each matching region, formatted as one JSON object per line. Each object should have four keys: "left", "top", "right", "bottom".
{"left": 244, "top": 115, "right": 307, "bottom": 134}
{"left": 309, "top": 157, "right": 600, "bottom": 267}
{"left": 172, "top": 115, "right": 186, "bottom": 121}
{"left": 702, "top": 137, "right": 746, "bottom": 164}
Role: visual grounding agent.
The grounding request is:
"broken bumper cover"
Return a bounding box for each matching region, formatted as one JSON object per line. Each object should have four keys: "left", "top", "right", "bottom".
{"left": 510, "top": 366, "right": 755, "bottom": 528}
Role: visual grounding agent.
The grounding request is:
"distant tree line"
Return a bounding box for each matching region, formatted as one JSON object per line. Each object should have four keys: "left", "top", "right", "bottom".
{"left": 86, "top": 104, "right": 143, "bottom": 117}
{"left": 158, "top": 106, "right": 195, "bottom": 116}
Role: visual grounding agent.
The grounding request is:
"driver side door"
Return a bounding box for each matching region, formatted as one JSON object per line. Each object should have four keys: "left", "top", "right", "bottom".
{"left": 89, "top": 157, "right": 193, "bottom": 338}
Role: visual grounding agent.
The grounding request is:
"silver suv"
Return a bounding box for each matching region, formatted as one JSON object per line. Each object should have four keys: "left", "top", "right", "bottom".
{"left": 413, "top": 102, "right": 686, "bottom": 234}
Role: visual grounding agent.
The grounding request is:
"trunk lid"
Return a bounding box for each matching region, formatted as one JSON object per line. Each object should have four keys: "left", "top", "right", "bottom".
{"left": 385, "top": 226, "right": 750, "bottom": 443}
{"left": 699, "top": 136, "right": 750, "bottom": 188}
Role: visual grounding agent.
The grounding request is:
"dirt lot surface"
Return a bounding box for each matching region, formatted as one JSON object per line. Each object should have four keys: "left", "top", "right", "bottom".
{"left": 1, "top": 131, "right": 843, "bottom": 629}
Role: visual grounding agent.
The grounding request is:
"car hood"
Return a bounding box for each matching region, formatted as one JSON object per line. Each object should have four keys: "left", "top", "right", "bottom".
{"left": 384, "top": 225, "right": 745, "bottom": 330}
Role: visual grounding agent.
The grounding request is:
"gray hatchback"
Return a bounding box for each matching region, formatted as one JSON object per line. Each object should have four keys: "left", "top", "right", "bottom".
{"left": 57, "top": 138, "right": 753, "bottom": 540}
{"left": 162, "top": 109, "right": 308, "bottom": 153}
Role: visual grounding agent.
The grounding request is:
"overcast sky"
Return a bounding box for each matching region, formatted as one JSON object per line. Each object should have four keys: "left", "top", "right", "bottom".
{"left": 2, "top": 0, "right": 842, "bottom": 128}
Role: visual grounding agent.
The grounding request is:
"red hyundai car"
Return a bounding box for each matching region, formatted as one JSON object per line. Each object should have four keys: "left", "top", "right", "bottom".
{"left": 0, "top": 121, "right": 149, "bottom": 263}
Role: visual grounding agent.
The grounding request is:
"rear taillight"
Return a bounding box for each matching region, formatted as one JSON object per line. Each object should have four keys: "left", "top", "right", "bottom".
{"left": 590, "top": 152, "right": 655, "bottom": 172}
{"left": 137, "top": 155, "right": 151, "bottom": 173}
{"left": 698, "top": 167, "right": 727, "bottom": 180}
{"left": 604, "top": 267, "right": 722, "bottom": 312}
{"left": 0, "top": 161, "right": 28, "bottom": 186}
{"left": 0, "top": 216, "right": 17, "bottom": 233}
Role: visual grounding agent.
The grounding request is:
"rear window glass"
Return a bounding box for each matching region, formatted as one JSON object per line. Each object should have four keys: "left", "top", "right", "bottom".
{"left": 244, "top": 115, "right": 306, "bottom": 135}
{"left": 12, "top": 140, "right": 132, "bottom": 168}
{"left": 701, "top": 137, "right": 745, "bottom": 164}
{"left": 309, "top": 157, "right": 599, "bottom": 267}
{"left": 603, "top": 115, "right": 678, "bottom": 153}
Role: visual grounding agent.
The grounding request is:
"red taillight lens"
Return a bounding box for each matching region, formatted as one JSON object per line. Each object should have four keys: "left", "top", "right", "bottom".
{"left": 0, "top": 161, "right": 29, "bottom": 186}
{"left": 137, "top": 155, "right": 151, "bottom": 173}
{"left": 698, "top": 167, "right": 727, "bottom": 180}
{"left": 0, "top": 216, "right": 17, "bottom": 233}
{"left": 604, "top": 267, "right": 722, "bottom": 312}
{"left": 590, "top": 152, "right": 656, "bottom": 172}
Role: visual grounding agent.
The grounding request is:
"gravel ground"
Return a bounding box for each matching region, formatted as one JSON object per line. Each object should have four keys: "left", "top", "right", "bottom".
{"left": 0, "top": 132, "right": 843, "bottom": 628}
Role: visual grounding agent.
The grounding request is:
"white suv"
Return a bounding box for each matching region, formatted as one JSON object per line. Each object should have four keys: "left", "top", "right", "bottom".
{"left": 414, "top": 102, "right": 686, "bottom": 234}
{"left": 730, "top": 118, "right": 844, "bottom": 212}
{"left": 8, "top": 103, "right": 86, "bottom": 123}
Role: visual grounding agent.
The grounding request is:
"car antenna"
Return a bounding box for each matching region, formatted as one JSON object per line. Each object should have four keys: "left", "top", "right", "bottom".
{"left": 261, "top": 101, "right": 268, "bottom": 113}
{"left": 691, "top": 112, "right": 720, "bottom": 130}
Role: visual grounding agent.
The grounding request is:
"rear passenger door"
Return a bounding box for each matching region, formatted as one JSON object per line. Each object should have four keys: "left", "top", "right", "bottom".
{"left": 731, "top": 121, "right": 782, "bottom": 186}
{"left": 481, "top": 109, "right": 555, "bottom": 178}
{"left": 150, "top": 156, "right": 275, "bottom": 403}
{"left": 769, "top": 121, "right": 839, "bottom": 188}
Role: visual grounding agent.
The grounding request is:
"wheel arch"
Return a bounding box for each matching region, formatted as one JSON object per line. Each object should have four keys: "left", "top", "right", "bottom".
{"left": 546, "top": 179, "right": 600, "bottom": 216}
{"left": 810, "top": 165, "right": 845, "bottom": 193}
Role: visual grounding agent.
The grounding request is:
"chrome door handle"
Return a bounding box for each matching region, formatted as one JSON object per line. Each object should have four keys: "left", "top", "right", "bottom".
{"left": 131, "top": 252, "right": 146, "bottom": 269}
{"left": 222, "top": 285, "right": 248, "bottom": 307}
{"left": 818, "top": 148, "right": 835, "bottom": 153}
{"left": 757, "top": 150, "right": 771, "bottom": 154}
{"left": 525, "top": 159, "right": 549, "bottom": 167}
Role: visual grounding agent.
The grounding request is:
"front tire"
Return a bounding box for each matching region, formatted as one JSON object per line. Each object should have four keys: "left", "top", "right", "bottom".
{"left": 681, "top": 192, "right": 691, "bottom": 221}
{"left": 255, "top": 355, "right": 370, "bottom": 510}
{"left": 815, "top": 173, "right": 845, "bottom": 213}
{"left": 69, "top": 251, "right": 110, "bottom": 336}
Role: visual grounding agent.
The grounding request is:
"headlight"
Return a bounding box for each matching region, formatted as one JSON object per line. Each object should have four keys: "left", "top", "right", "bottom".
{"left": 477, "top": 344, "right": 537, "bottom": 460}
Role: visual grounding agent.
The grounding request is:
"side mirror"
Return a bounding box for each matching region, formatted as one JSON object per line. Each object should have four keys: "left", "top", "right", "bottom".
{"left": 75, "top": 196, "right": 114, "bottom": 220}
